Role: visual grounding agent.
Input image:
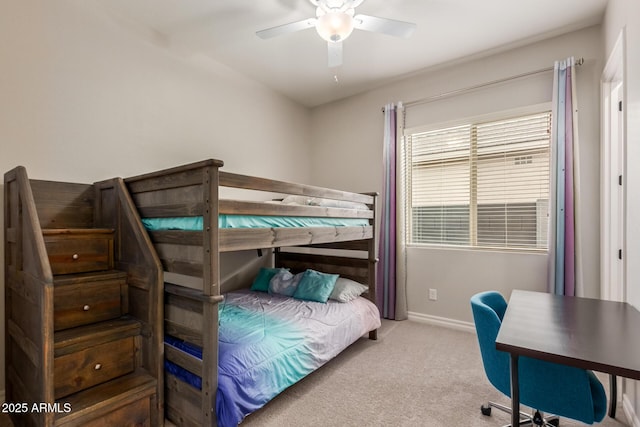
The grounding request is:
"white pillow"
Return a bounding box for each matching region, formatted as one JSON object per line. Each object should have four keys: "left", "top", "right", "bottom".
{"left": 282, "top": 195, "right": 369, "bottom": 211}
{"left": 309, "top": 198, "right": 369, "bottom": 211}
{"left": 268, "top": 270, "right": 304, "bottom": 297}
{"left": 281, "top": 195, "right": 314, "bottom": 206}
{"left": 329, "top": 278, "right": 369, "bottom": 303}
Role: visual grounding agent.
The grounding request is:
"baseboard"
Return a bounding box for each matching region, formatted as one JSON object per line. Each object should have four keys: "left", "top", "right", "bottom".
{"left": 407, "top": 311, "right": 475, "bottom": 333}
{"left": 623, "top": 393, "right": 640, "bottom": 427}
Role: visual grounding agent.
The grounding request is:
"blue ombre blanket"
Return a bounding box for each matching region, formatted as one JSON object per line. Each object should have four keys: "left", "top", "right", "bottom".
{"left": 165, "top": 290, "right": 381, "bottom": 426}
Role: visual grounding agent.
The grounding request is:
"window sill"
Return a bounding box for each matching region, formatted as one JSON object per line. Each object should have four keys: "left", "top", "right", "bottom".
{"left": 405, "top": 244, "right": 548, "bottom": 255}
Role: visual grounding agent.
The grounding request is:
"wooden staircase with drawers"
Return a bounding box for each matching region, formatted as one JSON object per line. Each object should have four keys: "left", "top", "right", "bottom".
{"left": 4, "top": 168, "right": 163, "bottom": 426}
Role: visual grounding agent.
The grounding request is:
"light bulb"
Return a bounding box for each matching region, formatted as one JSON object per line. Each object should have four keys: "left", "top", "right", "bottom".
{"left": 315, "top": 11, "right": 354, "bottom": 42}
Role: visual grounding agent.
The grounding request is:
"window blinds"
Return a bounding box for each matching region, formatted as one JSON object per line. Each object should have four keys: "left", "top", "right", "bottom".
{"left": 405, "top": 111, "right": 551, "bottom": 250}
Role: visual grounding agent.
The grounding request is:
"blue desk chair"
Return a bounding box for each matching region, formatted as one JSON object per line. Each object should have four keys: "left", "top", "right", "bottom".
{"left": 470, "top": 291, "right": 607, "bottom": 426}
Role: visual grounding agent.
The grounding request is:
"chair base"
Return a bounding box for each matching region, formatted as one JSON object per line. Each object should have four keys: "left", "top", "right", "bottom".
{"left": 481, "top": 401, "right": 560, "bottom": 427}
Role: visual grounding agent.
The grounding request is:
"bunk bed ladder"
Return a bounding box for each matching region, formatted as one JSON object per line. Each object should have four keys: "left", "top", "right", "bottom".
{"left": 124, "top": 159, "right": 224, "bottom": 427}
{"left": 4, "top": 168, "right": 163, "bottom": 426}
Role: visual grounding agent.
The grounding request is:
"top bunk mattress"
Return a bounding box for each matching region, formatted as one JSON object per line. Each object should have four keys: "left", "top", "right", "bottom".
{"left": 142, "top": 215, "right": 369, "bottom": 231}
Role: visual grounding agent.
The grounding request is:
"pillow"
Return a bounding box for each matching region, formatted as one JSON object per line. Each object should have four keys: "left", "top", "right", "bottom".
{"left": 250, "top": 267, "right": 288, "bottom": 293}
{"left": 308, "top": 198, "right": 369, "bottom": 211}
{"left": 281, "top": 195, "right": 369, "bottom": 211}
{"left": 329, "top": 278, "right": 369, "bottom": 303}
{"left": 293, "top": 269, "right": 339, "bottom": 303}
{"left": 281, "top": 195, "right": 314, "bottom": 206}
{"left": 268, "top": 270, "right": 304, "bottom": 297}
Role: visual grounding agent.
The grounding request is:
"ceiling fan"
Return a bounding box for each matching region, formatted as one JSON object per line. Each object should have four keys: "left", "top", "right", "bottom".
{"left": 256, "top": 0, "right": 417, "bottom": 68}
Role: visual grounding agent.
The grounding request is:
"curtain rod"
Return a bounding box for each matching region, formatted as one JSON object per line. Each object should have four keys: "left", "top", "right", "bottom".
{"left": 383, "top": 57, "right": 584, "bottom": 112}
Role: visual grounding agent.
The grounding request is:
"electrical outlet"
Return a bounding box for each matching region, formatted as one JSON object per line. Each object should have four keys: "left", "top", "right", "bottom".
{"left": 428, "top": 288, "right": 437, "bottom": 301}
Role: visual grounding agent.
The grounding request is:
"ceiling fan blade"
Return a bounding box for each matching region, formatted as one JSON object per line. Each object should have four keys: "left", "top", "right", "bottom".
{"left": 353, "top": 14, "right": 416, "bottom": 38}
{"left": 256, "top": 18, "right": 317, "bottom": 39}
{"left": 328, "top": 41, "right": 343, "bottom": 68}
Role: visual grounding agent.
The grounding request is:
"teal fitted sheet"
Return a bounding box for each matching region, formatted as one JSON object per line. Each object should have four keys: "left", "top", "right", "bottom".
{"left": 142, "top": 215, "right": 369, "bottom": 231}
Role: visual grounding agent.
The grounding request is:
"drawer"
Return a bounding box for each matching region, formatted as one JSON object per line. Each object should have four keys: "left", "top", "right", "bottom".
{"left": 54, "top": 272, "right": 128, "bottom": 331}
{"left": 43, "top": 229, "right": 114, "bottom": 275}
{"left": 54, "top": 336, "right": 135, "bottom": 399}
{"left": 81, "top": 396, "right": 151, "bottom": 427}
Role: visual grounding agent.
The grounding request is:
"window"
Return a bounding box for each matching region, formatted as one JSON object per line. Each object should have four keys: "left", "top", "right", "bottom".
{"left": 404, "top": 110, "right": 551, "bottom": 250}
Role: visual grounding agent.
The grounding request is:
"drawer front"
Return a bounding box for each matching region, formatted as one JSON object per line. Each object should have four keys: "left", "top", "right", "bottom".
{"left": 54, "top": 278, "right": 125, "bottom": 331}
{"left": 81, "top": 396, "right": 151, "bottom": 427}
{"left": 54, "top": 337, "right": 135, "bottom": 399}
{"left": 45, "top": 236, "right": 113, "bottom": 275}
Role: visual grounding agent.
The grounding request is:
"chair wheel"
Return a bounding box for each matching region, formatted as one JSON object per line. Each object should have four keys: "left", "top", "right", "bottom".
{"left": 548, "top": 419, "right": 559, "bottom": 427}
{"left": 481, "top": 404, "right": 492, "bottom": 416}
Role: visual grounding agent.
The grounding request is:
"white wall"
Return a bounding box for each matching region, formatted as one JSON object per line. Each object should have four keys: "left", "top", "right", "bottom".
{"left": 602, "top": 0, "right": 640, "bottom": 422}
{"left": 310, "top": 26, "right": 603, "bottom": 324}
{"left": 0, "top": 0, "right": 312, "bottom": 182}
{"left": 0, "top": 0, "right": 312, "bottom": 394}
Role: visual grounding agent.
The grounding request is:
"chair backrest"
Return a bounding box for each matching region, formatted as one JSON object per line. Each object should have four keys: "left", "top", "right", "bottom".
{"left": 470, "top": 291, "right": 511, "bottom": 396}
{"left": 470, "top": 291, "right": 607, "bottom": 425}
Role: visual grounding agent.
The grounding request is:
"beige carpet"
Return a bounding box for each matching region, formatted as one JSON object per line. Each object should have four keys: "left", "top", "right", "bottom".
{"left": 239, "top": 319, "right": 629, "bottom": 427}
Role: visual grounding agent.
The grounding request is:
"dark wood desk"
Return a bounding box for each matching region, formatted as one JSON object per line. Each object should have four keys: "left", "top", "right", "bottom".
{"left": 495, "top": 290, "right": 640, "bottom": 427}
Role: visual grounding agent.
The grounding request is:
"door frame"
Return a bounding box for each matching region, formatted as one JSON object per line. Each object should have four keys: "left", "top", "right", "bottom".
{"left": 601, "top": 29, "right": 626, "bottom": 302}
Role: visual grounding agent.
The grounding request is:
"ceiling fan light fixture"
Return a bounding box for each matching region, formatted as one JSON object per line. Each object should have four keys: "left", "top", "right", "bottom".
{"left": 256, "top": 0, "right": 417, "bottom": 68}
{"left": 315, "top": 11, "right": 354, "bottom": 42}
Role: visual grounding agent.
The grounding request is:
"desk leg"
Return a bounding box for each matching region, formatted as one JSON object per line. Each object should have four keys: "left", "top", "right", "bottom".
{"left": 609, "top": 375, "right": 617, "bottom": 418}
{"left": 510, "top": 354, "right": 520, "bottom": 427}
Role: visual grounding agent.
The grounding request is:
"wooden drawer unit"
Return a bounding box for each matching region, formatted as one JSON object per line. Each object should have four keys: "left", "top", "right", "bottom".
{"left": 5, "top": 172, "right": 162, "bottom": 427}
{"left": 54, "top": 319, "right": 141, "bottom": 400}
{"left": 43, "top": 228, "right": 114, "bottom": 275}
{"left": 54, "top": 271, "right": 128, "bottom": 331}
{"left": 54, "top": 336, "right": 135, "bottom": 399}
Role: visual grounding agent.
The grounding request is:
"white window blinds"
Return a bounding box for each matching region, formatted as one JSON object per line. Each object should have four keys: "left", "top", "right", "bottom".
{"left": 405, "top": 111, "right": 551, "bottom": 250}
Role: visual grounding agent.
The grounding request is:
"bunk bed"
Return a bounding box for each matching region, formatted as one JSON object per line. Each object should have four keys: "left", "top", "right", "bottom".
{"left": 123, "top": 159, "right": 380, "bottom": 427}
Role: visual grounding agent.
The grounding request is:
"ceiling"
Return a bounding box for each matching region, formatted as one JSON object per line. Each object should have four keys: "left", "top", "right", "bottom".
{"left": 94, "top": 0, "right": 608, "bottom": 108}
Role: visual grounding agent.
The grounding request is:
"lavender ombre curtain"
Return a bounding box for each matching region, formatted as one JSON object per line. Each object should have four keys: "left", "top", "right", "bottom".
{"left": 548, "top": 57, "right": 582, "bottom": 296}
{"left": 377, "top": 103, "right": 407, "bottom": 320}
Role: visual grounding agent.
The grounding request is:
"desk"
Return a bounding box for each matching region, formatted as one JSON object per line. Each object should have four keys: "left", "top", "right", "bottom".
{"left": 495, "top": 290, "right": 640, "bottom": 427}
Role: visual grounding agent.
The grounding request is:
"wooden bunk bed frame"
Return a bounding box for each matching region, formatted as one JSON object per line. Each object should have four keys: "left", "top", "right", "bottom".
{"left": 124, "top": 159, "right": 378, "bottom": 427}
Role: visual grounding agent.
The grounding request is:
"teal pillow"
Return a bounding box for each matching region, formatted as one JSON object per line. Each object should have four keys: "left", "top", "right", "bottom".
{"left": 293, "top": 269, "right": 339, "bottom": 303}
{"left": 251, "top": 267, "right": 287, "bottom": 292}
